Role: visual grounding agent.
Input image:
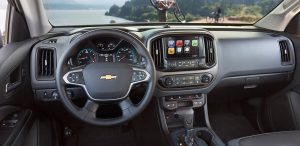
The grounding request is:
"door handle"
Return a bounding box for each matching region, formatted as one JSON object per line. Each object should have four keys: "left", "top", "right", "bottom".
{"left": 5, "top": 67, "right": 25, "bottom": 93}
{"left": 5, "top": 81, "right": 22, "bottom": 93}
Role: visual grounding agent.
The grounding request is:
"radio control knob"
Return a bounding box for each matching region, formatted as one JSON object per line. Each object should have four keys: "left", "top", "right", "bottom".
{"left": 165, "top": 77, "right": 174, "bottom": 86}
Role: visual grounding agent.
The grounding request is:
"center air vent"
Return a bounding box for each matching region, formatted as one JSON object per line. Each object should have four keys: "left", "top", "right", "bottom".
{"left": 36, "top": 48, "right": 55, "bottom": 80}
{"left": 279, "top": 40, "right": 291, "bottom": 65}
{"left": 150, "top": 38, "right": 164, "bottom": 68}
{"left": 204, "top": 36, "right": 215, "bottom": 66}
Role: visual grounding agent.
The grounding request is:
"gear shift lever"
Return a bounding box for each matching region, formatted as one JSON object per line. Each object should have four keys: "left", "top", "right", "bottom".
{"left": 175, "top": 108, "right": 194, "bottom": 146}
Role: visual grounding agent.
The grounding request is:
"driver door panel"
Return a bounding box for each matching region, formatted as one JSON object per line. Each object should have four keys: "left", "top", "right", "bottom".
{"left": 0, "top": 40, "right": 37, "bottom": 146}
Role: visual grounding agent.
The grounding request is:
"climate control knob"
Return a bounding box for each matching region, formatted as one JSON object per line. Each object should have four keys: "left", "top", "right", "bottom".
{"left": 201, "top": 74, "right": 212, "bottom": 83}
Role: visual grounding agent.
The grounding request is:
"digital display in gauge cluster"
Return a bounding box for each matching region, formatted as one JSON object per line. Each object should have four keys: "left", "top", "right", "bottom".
{"left": 98, "top": 53, "right": 114, "bottom": 62}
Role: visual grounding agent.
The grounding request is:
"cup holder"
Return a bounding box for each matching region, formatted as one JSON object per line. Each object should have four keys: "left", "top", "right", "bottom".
{"left": 170, "top": 128, "right": 225, "bottom": 146}
{"left": 195, "top": 130, "right": 217, "bottom": 146}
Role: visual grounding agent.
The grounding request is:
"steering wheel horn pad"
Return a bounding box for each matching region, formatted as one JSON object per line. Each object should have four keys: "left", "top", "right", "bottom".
{"left": 83, "top": 62, "right": 133, "bottom": 101}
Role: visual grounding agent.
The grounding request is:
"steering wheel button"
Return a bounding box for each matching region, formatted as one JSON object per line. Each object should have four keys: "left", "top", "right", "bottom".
{"left": 67, "top": 73, "right": 79, "bottom": 83}
{"left": 138, "top": 76, "right": 143, "bottom": 80}
{"left": 132, "top": 77, "right": 137, "bottom": 82}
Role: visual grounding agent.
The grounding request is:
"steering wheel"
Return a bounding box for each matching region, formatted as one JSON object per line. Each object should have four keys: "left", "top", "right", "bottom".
{"left": 56, "top": 29, "right": 156, "bottom": 126}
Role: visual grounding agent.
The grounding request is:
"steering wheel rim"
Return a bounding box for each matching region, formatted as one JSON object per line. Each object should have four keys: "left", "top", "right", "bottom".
{"left": 56, "top": 29, "right": 156, "bottom": 126}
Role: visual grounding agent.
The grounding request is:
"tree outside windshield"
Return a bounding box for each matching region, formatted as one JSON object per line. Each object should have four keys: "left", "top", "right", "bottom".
{"left": 43, "top": 0, "right": 283, "bottom": 26}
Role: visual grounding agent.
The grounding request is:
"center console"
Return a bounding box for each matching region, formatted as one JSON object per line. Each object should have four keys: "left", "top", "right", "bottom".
{"left": 149, "top": 31, "right": 223, "bottom": 146}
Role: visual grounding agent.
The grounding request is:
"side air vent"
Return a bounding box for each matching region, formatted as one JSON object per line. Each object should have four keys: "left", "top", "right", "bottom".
{"left": 204, "top": 36, "right": 215, "bottom": 66}
{"left": 279, "top": 40, "right": 291, "bottom": 64}
{"left": 36, "top": 48, "right": 55, "bottom": 80}
{"left": 151, "top": 38, "right": 164, "bottom": 68}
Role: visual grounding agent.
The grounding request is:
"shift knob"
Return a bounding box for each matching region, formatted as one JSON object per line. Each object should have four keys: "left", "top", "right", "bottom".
{"left": 175, "top": 108, "right": 195, "bottom": 146}
{"left": 174, "top": 107, "right": 194, "bottom": 129}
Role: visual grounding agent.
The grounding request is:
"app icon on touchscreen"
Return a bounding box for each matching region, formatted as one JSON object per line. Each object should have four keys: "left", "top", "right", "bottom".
{"left": 176, "top": 40, "right": 183, "bottom": 47}
{"left": 168, "top": 48, "right": 175, "bottom": 54}
{"left": 184, "top": 40, "right": 190, "bottom": 46}
{"left": 177, "top": 47, "right": 183, "bottom": 53}
{"left": 192, "top": 40, "right": 198, "bottom": 46}
{"left": 184, "top": 47, "right": 190, "bottom": 53}
{"left": 168, "top": 40, "right": 175, "bottom": 47}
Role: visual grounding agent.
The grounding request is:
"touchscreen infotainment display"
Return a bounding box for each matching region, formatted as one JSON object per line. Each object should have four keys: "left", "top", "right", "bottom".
{"left": 166, "top": 36, "right": 201, "bottom": 59}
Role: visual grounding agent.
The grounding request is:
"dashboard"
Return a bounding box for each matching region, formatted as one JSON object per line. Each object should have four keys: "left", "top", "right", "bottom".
{"left": 68, "top": 37, "right": 146, "bottom": 68}
{"left": 29, "top": 27, "right": 296, "bottom": 106}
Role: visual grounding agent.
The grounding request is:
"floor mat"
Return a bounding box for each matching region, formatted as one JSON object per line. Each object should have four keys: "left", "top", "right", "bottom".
{"left": 209, "top": 113, "right": 259, "bottom": 143}
{"left": 72, "top": 125, "right": 136, "bottom": 146}
{"left": 63, "top": 100, "right": 167, "bottom": 146}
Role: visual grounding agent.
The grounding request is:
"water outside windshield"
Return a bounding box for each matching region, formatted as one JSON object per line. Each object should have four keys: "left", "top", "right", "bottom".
{"left": 43, "top": 0, "right": 283, "bottom": 26}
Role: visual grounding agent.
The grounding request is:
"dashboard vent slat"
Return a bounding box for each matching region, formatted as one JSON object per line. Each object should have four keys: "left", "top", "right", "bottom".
{"left": 279, "top": 40, "right": 291, "bottom": 64}
{"left": 204, "top": 36, "right": 215, "bottom": 66}
{"left": 37, "top": 48, "right": 55, "bottom": 80}
{"left": 151, "top": 38, "right": 164, "bottom": 68}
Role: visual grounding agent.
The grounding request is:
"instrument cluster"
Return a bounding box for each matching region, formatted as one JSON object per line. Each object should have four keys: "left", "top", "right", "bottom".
{"left": 68, "top": 37, "right": 146, "bottom": 67}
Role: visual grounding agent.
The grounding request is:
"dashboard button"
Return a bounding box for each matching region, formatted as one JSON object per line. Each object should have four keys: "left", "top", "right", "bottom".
{"left": 195, "top": 75, "right": 201, "bottom": 81}
{"left": 188, "top": 76, "right": 194, "bottom": 80}
{"left": 189, "top": 80, "right": 195, "bottom": 85}
{"left": 168, "top": 61, "right": 176, "bottom": 69}
{"left": 175, "top": 80, "right": 181, "bottom": 86}
{"left": 176, "top": 61, "right": 183, "bottom": 67}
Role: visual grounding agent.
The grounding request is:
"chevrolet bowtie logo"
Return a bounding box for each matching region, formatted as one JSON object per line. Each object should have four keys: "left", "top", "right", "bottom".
{"left": 99, "top": 75, "right": 117, "bottom": 80}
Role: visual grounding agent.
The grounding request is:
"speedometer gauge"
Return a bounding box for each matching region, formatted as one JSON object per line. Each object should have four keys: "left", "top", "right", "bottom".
{"left": 77, "top": 48, "right": 97, "bottom": 65}
{"left": 116, "top": 47, "right": 137, "bottom": 64}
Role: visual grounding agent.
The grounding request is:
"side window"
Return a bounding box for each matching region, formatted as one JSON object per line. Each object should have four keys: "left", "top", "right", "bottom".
{"left": 0, "top": 0, "right": 8, "bottom": 48}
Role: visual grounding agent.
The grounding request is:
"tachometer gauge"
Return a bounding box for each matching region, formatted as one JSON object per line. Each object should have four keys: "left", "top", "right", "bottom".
{"left": 77, "top": 48, "right": 97, "bottom": 65}
{"left": 116, "top": 47, "right": 137, "bottom": 64}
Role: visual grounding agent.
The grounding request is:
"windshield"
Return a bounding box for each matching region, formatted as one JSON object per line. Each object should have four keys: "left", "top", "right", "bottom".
{"left": 43, "top": 0, "right": 283, "bottom": 26}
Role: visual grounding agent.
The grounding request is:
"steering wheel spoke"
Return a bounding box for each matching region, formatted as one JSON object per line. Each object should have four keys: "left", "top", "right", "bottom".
{"left": 62, "top": 69, "right": 85, "bottom": 86}
{"left": 131, "top": 67, "right": 151, "bottom": 85}
{"left": 79, "top": 99, "right": 99, "bottom": 120}
{"left": 83, "top": 99, "right": 99, "bottom": 113}
{"left": 118, "top": 98, "right": 138, "bottom": 117}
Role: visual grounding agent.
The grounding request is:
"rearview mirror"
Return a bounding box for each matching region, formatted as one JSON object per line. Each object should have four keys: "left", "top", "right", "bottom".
{"left": 150, "top": 0, "right": 176, "bottom": 11}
